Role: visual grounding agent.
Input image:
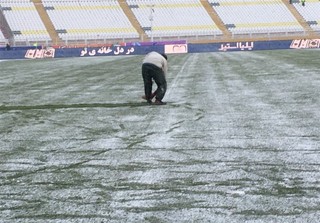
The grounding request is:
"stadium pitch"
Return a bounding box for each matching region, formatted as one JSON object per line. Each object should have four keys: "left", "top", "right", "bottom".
{"left": 0, "top": 49, "right": 319, "bottom": 223}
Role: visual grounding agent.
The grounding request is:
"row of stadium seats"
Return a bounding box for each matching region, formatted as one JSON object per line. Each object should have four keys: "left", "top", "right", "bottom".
{"left": 1, "top": 0, "right": 51, "bottom": 41}
{"left": 130, "top": 0, "right": 223, "bottom": 38}
{"left": 0, "top": 0, "right": 319, "bottom": 44}
{"left": 295, "top": 1, "right": 320, "bottom": 30}
{"left": 210, "top": 0, "right": 304, "bottom": 33}
{"left": 42, "top": 0, "right": 139, "bottom": 41}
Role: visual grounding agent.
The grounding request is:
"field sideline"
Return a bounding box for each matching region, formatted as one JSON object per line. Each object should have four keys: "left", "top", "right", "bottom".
{"left": 0, "top": 49, "right": 320, "bottom": 223}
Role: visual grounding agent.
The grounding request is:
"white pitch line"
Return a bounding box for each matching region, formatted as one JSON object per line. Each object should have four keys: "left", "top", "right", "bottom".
{"left": 166, "top": 54, "right": 195, "bottom": 99}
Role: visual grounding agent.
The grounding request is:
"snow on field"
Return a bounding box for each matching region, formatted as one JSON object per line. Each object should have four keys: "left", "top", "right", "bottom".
{"left": 0, "top": 50, "right": 319, "bottom": 222}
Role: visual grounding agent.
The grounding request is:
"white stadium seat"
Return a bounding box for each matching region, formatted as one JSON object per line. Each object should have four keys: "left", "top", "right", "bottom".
{"left": 0, "top": 0, "right": 318, "bottom": 43}
{"left": 293, "top": 1, "right": 320, "bottom": 31}
{"left": 129, "top": 0, "right": 223, "bottom": 38}
{"left": 1, "top": 0, "right": 50, "bottom": 41}
{"left": 208, "top": 0, "right": 304, "bottom": 34}
{"left": 42, "top": 0, "right": 139, "bottom": 41}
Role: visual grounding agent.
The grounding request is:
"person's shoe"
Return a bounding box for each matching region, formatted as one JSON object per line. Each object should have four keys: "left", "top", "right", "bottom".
{"left": 154, "top": 99, "right": 166, "bottom": 105}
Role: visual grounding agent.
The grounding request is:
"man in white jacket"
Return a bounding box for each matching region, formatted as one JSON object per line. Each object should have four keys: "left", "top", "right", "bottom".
{"left": 141, "top": 51, "right": 168, "bottom": 105}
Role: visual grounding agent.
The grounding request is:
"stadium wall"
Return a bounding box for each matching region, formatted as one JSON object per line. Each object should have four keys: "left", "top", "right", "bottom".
{"left": 0, "top": 39, "right": 319, "bottom": 60}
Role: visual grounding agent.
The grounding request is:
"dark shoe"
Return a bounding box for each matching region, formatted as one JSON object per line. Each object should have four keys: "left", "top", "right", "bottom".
{"left": 154, "top": 100, "right": 166, "bottom": 105}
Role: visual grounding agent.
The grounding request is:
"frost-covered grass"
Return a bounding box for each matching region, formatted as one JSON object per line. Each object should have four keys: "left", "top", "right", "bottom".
{"left": 0, "top": 50, "right": 319, "bottom": 223}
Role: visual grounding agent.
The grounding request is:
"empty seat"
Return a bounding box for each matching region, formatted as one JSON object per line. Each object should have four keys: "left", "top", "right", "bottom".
{"left": 293, "top": 1, "right": 320, "bottom": 31}
{"left": 1, "top": 0, "right": 51, "bottom": 42}
{"left": 129, "top": 0, "right": 223, "bottom": 38}
{"left": 42, "top": 0, "right": 139, "bottom": 41}
{"left": 208, "top": 0, "right": 304, "bottom": 35}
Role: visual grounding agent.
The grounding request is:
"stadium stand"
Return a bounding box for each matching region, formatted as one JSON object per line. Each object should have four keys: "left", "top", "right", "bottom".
{"left": 127, "top": 0, "right": 223, "bottom": 40}
{"left": 208, "top": 0, "right": 305, "bottom": 36}
{"left": 293, "top": 0, "right": 320, "bottom": 32}
{"left": 1, "top": 0, "right": 51, "bottom": 42}
{"left": 0, "top": 0, "right": 319, "bottom": 46}
{"left": 42, "top": 0, "right": 139, "bottom": 42}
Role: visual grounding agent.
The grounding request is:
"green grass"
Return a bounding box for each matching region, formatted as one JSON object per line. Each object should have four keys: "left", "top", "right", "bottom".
{"left": 0, "top": 50, "right": 320, "bottom": 222}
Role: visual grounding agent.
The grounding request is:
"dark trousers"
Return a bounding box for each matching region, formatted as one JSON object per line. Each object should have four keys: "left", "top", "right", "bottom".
{"left": 142, "top": 63, "right": 167, "bottom": 101}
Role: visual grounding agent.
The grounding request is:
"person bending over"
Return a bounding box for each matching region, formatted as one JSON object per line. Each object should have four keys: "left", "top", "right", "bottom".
{"left": 141, "top": 51, "right": 168, "bottom": 105}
